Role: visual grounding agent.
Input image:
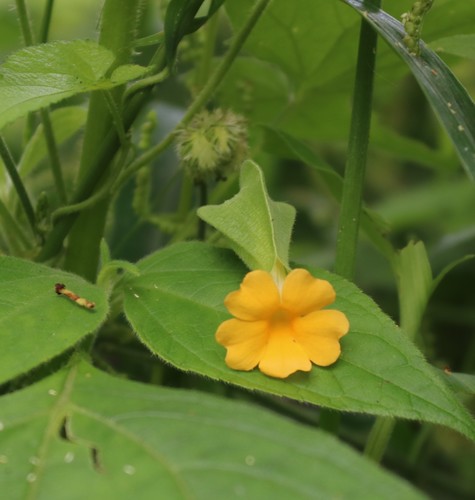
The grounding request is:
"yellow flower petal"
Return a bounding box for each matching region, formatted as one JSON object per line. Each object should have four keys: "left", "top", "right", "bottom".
{"left": 216, "top": 318, "right": 268, "bottom": 371}
{"left": 224, "top": 270, "right": 280, "bottom": 321}
{"left": 281, "top": 269, "right": 336, "bottom": 315}
{"left": 258, "top": 326, "right": 312, "bottom": 378}
{"left": 293, "top": 310, "right": 349, "bottom": 366}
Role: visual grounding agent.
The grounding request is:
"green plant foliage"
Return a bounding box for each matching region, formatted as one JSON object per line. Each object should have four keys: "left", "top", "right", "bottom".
{"left": 430, "top": 34, "right": 475, "bottom": 61}
{"left": 341, "top": 0, "right": 475, "bottom": 180}
{"left": 17, "top": 106, "right": 87, "bottom": 177}
{"left": 0, "top": 359, "right": 425, "bottom": 500}
{"left": 223, "top": 0, "right": 475, "bottom": 179}
{"left": 122, "top": 241, "right": 475, "bottom": 441}
{"left": 0, "top": 40, "right": 147, "bottom": 130}
{"left": 0, "top": 256, "right": 108, "bottom": 384}
{"left": 1, "top": 0, "right": 474, "bottom": 496}
{"left": 198, "top": 160, "right": 296, "bottom": 272}
{"left": 395, "top": 241, "right": 433, "bottom": 339}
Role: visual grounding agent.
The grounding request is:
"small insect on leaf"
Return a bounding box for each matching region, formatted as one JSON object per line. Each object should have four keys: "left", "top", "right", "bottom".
{"left": 55, "top": 283, "right": 95, "bottom": 310}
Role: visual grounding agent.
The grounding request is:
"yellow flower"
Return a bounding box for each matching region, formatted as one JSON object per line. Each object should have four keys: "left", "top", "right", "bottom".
{"left": 216, "top": 269, "right": 349, "bottom": 379}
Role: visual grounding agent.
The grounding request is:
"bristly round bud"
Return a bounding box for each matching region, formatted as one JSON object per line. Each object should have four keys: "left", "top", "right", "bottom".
{"left": 175, "top": 109, "right": 248, "bottom": 183}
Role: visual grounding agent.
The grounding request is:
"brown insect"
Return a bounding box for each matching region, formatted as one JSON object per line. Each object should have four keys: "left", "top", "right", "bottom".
{"left": 55, "top": 283, "right": 95, "bottom": 310}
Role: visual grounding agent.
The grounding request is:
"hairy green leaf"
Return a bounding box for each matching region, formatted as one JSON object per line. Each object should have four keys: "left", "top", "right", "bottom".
{"left": 0, "top": 40, "right": 147, "bottom": 130}
{"left": 198, "top": 160, "right": 296, "bottom": 272}
{"left": 0, "top": 359, "right": 425, "bottom": 499}
{"left": 0, "top": 257, "right": 108, "bottom": 384}
{"left": 123, "top": 242, "right": 475, "bottom": 441}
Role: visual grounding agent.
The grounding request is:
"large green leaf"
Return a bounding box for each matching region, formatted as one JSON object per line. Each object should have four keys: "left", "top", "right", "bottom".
{"left": 0, "top": 359, "right": 425, "bottom": 499}
{"left": 123, "top": 242, "right": 475, "bottom": 441}
{"left": 0, "top": 40, "right": 147, "bottom": 130}
{"left": 0, "top": 256, "right": 108, "bottom": 384}
{"left": 341, "top": 0, "right": 475, "bottom": 179}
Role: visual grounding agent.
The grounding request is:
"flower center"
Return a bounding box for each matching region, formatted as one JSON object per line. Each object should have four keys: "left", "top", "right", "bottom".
{"left": 269, "top": 308, "right": 294, "bottom": 327}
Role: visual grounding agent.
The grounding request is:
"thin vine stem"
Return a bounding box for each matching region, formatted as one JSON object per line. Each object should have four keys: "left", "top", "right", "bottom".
{"left": 16, "top": 0, "right": 66, "bottom": 204}
{"left": 39, "top": 109, "right": 67, "bottom": 203}
{"left": 39, "top": 0, "right": 55, "bottom": 43}
{"left": 15, "top": 0, "right": 34, "bottom": 45}
{"left": 0, "top": 135, "right": 36, "bottom": 235}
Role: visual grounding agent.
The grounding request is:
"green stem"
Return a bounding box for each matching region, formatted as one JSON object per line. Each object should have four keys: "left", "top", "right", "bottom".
{"left": 39, "top": 109, "right": 67, "bottom": 203}
{"left": 197, "top": 181, "right": 208, "bottom": 240}
{"left": 118, "top": 0, "right": 272, "bottom": 186}
{"left": 195, "top": 8, "right": 220, "bottom": 90}
{"left": 40, "top": 0, "right": 54, "bottom": 42}
{"left": 15, "top": 0, "right": 34, "bottom": 45}
{"left": 363, "top": 417, "right": 395, "bottom": 462}
{"left": 0, "top": 135, "right": 36, "bottom": 235}
{"left": 16, "top": 0, "right": 66, "bottom": 205}
{"left": 0, "top": 198, "right": 31, "bottom": 252}
{"left": 336, "top": 1, "right": 398, "bottom": 463}
{"left": 325, "top": 1, "right": 381, "bottom": 439}
{"left": 63, "top": 0, "right": 145, "bottom": 280}
{"left": 334, "top": 3, "right": 380, "bottom": 280}
{"left": 36, "top": 89, "right": 149, "bottom": 262}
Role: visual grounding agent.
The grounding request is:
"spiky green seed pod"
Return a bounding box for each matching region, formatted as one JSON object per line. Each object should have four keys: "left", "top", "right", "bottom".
{"left": 175, "top": 109, "right": 248, "bottom": 183}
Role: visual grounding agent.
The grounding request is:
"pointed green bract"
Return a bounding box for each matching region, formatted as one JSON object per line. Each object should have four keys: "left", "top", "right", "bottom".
{"left": 0, "top": 256, "right": 109, "bottom": 384}
{"left": 198, "top": 160, "right": 296, "bottom": 271}
{"left": 0, "top": 359, "right": 425, "bottom": 499}
{"left": 0, "top": 40, "right": 147, "bottom": 130}
{"left": 123, "top": 242, "right": 475, "bottom": 441}
{"left": 395, "top": 241, "right": 433, "bottom": 340}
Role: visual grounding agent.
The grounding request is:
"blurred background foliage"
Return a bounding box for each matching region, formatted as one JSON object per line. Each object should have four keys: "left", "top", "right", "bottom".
{"left": 0, "top": 0, "right": 474, "bottom": 497}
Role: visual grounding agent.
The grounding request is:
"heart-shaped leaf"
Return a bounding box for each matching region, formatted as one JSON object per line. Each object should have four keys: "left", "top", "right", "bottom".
{"left": 198, "top": 160, "right": 296, "bottom": 272}
{"left": 123, "top": 242, "right": 475, "bottom": 441}
{"left": 0, "top": 256, "right": 108, "bottom": 384}
{"left": 0, "top": 359, "right": 424, "bottom": 499}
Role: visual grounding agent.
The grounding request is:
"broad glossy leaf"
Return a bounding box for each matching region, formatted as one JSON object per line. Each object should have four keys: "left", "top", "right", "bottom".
{"left": 123, "top": 242, "right": 475, "bottom": 441}
{"left": 0, "top": 359, "right": 425, "bottom": 499}
{"left": 341, "top": 0, "right": 475, "bottom": 179}
{"left": 198, "top": 160, "right": 296, "bottom": 271}
{"left": 0, "top": 40, "right": 147, "bottom": 130}
{"left": 0, "top": 256, "right": 108, "bottom": 384}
